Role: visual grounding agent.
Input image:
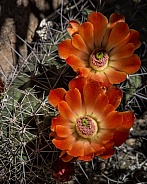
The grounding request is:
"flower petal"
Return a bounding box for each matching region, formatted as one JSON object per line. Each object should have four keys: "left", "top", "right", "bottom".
{"left": 77, "top": 67, "right": 91, "bottom": 78}
{"left": 92, "top": 94, "right": 109, "bottom": 120}
{"left": 72, "top": 34, "right": 90, "bottom": 54}
{"left": 113, "top": 130, "right": 129, "bottom": 147}
{"left": 107, "top": 86, "right": 122, "bottom": 109}
{"left": 109, "top": 54, "right": 141, "bottom": 74}
{"left": 60, "top": 151, "right": 75, "bottom": 162}
{"left": 66, "top": 54, "right": 88, "bottom": 71}
{"left": 127, "top": 29, "right": 141, "bottom": 49}
{"left": 100, "top": 141, "right": 115, "bottom": 160}
{"left": 97, "top": 72, "right": 112, "bottom": 87}
{"left": 91, "top": 140, "right": 105, "bottom": 155}
{"left": 93, "top": 91, "right": 117, "bottom": 117}
{"left": 58, "top": 39, "right": 88, "bottom": 60}
{"left": 69, "top": 77, "right": 86, "bottom": 94}
{"left": 51, "top": 115, "right": 72, "bottom": 131}
{"left": 106, "top": 22, "right": 130, "bottom": 51}
{"left": 56, "top": 125, "right": 73, "bottom": 138}
{"left": 88, "top": 12, "right": 108, "bottom": 48}
{"left": 117, "top": 111, "right": 135, "bottom": 132}
{"left": 67, "top": 20, "right": 80, "bottom": 36}
{"left": 83, "top": 141, "right": 95, "bottom": 156}
{"left": 48, "top": 88, "right": 66, "bottom": 108}
{"left": 58, "top": 101, "right": 76, "bottom": 121}
{"left": 102, "top": 111, "right": 122, "bottom": 129}
{"left": 50, "top": 132, "right": 57, "bottom": 139}
{"left": 110, "top": 43, "right": 135, "bottom": 60}
{"left": 78, "top": 141, "right": 95, "bottom": 161}
{"left": 53, "top": 135, "right": 75, "bottom": 150}
{"left": 97, "top": 129, "right": 114, "bottom": 144}
{"left": 104, "top": 67, "right": 127, "bottom": 84}
{"left": 109, "top": 13, "right": 125, "bottom": 24}
{"left": 65, "top": 88, "right": 83, "bottom": 116}
{"left": 67, "top": 140, "right": 84, "bottom": 157}
{"left": 102, "top": 13, "right": 125, "bottom": 48}
{"left": 78, "top": 22, "right": 95, "bottom": 51}
{"left": 96, "top": 104, "right": 115, "bottom": 122}
{"left": 78, "top": 154, "right": 94, "bottom": 161}
{"left": 94, "top": 94, "right": 108, "bottom": 109}
{"left": 83, "top": 81, "right": 104, "bottom": 114}
{"left": 90, "top": 72, "right": 104, "bottom": 83}
{"left": 109, "top": 29, "right": 141, "bottom": 55}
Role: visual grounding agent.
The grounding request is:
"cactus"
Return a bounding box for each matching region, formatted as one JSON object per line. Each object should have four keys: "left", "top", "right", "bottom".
{"left": 0, "top": 0, "right": 147, "bottom": 183}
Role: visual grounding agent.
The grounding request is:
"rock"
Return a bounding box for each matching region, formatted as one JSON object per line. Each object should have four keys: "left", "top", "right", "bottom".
{"left": 126, "top": 138, "right": 136, "bottom": 147}
{"left": 36, "top": 19, "right": 53, "bottom": 40}
{"left": 0, "top": 0, "right": 65, "bottom": 78}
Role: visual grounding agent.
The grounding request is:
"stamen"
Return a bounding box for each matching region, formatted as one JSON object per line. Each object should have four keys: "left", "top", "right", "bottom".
{"left": 76, "top": 116, "right": 98, "bottom": 138}
{"left": 89, "top": 49, "right": 109, "bottom": 70}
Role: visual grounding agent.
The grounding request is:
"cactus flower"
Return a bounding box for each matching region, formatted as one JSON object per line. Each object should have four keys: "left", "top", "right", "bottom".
{"left": 58, "top": 12, "right": 141, "bottom": 87}
{"left": 52, "top": 158, "right": 74, "bottom": 182}
{"left": 48, "top": 77, "right": 135, "bottom": 161}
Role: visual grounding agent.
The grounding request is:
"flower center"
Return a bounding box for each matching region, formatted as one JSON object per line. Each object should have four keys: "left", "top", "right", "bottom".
{"left": 76, "top": 116, "right": 98, "bottom": 138}
{"left": 89, "top": 49, "right": 109, "bottom": 71}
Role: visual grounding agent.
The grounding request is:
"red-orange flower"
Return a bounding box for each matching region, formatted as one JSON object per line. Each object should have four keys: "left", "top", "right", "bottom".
{"left": 58, "top": 12, "right": 141, "bottom": 87}
{"left": 48, "top": 77, "right": 134, "bottom": 162}
{"left": 52, "top": 158, "right": 74, "bottom": 182}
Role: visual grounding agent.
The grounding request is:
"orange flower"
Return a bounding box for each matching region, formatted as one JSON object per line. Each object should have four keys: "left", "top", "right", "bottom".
{"left": 48, "top": 77, "right": 134, "bottom": 161}
{"left": 58, "top": 12, "right": 141, "bottom": 87}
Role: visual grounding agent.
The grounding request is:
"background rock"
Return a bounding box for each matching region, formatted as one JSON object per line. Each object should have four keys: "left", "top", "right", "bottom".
{"left": 0, "top": 0, "right": 64, "bottom": 78}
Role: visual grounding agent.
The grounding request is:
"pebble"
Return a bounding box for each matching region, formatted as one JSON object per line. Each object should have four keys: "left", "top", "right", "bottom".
{"left": 126, "top": 138, "right": 136, "bottom": 147}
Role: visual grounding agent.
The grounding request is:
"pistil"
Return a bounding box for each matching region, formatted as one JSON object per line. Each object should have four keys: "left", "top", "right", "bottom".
{"left": 89, "top": 49, "right": 109, "bottom": 71}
